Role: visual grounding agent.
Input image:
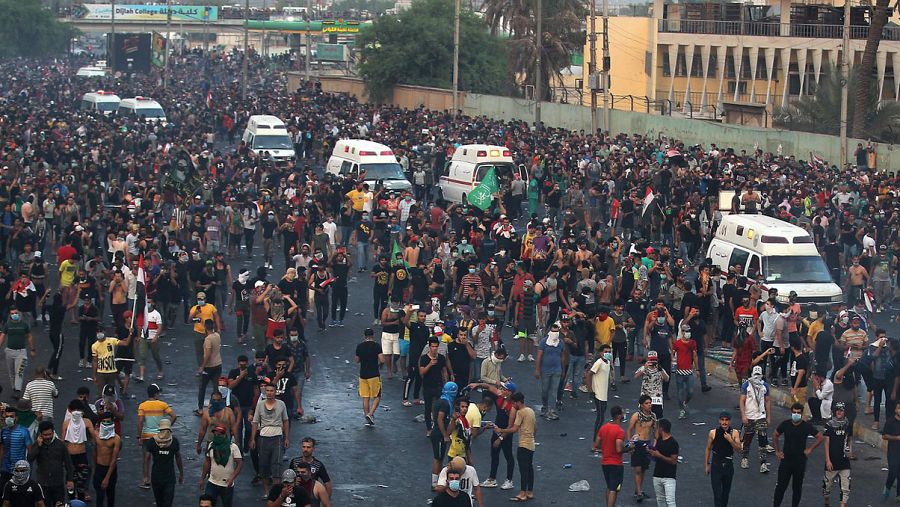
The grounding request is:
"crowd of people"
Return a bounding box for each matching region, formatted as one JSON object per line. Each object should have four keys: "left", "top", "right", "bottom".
{"left": 0, "top": 45, "right": 896, "bottom": 507}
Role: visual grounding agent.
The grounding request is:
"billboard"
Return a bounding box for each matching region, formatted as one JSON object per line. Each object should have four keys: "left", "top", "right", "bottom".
{"left": 74, "top": 4, "right": 218, "bottom": 22}
{"left": 316, "top": 43, "right": 347, "bottom": 62}
{"left": 109, "top": 33, "right": 151, "bottom": 73}
{"left": 321, "top": 19, "right": 361, "bottom": 33}
{"left": 151, "top": 32, "right": 166, "bottom": 69}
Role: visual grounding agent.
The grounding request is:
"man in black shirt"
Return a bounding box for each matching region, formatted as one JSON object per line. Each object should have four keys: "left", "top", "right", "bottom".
{"left": 371, "top": 256, "right": 390, "bottom": 325}
{"left": 823, "top": 402, "right": 851, "bottom": 507}
{"left": 447, "top": 328, "right": 475, "bottom": 388}
{"left": 1, "top": 460, "right": 44, "bottom": 507}
{"left": 404, "top": 309, "right": 430, "bottom": 405}
{"left": 432, "top": 466, "right": 472, "bottom": 507}
{"left": 266, "top": 469, "right": 311, "bottom": 507}
{"left": 355, "top": 328, "right": 383, "bottom": 427}
{"left": 355, "top": 213, "right": 373, "bottom": 272}
{"left": 883, "top": 403, "right": 900, "bottom": 501}
{"left": 650, "top": 418, "right": 679, "bottom": 505}
{"left": 772, "top": 403, "right": 823, "bottom": 507}
{"left": 787, "top": 338, "right": 809, "bottom": 407}
{"left": 419, "top": 338, "right": 450, "bottom": 433}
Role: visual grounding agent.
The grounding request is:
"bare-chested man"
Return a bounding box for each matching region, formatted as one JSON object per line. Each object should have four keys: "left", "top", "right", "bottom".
{"left": 108, "top": 271, "right": 128, "bottom": 329}
{"left": 94, "top": 411, "right": 122, "bottom": 506}
{"left": 846, "top": 255, "right": 869, "bottom": 308}
{"left": 196, "top": 390, "right": 237, "bottom": 455}
{"left": 62, "top": 400, "right": 96, "bottom": 502}
{"left": 626, "top": 395, "right": 658, "bottom": 503}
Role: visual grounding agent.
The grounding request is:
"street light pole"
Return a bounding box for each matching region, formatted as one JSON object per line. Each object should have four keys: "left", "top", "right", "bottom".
{"left": 304, "top": 0, "right": 311, "bottom": 82}
{"left": 110, "top": 0, "right": 116, "bottom": 72}
{"left": 203, "top": 5, "right": 210, "bottom": 54}
{"left": 452, "top": 0, "right": 460, "bottom": 117}
{"left": 589, "top": 0, "right": 596, "bottom": 133}
{"left": 839, "top": 0, "right": 850, "bottom": 166}
{"left": 242, "top": 0, "right": 249, "bottom": 100}
{"left": 534, "top": 0, "right": 542, "bottom": 129}
{"left": 601, "top": 0, "right": 610, "bottom": 132}
{"left": 163, "top": 0, "right": 171, "bottom": 90}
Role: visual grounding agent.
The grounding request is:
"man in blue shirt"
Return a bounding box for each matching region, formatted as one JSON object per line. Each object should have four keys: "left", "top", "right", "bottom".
{"left": 0, "top": 405, "right": 33, "bottom": 488}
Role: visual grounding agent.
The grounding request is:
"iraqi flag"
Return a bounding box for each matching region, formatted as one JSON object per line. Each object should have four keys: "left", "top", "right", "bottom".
{"left": 642, "top": 187, "right": 656, "bottom": 217}
{"left": 131, "top": 255, "right": 149, "bottom": 337}
{"left": 206, "top": 91, "right": 213, "bottom": 109}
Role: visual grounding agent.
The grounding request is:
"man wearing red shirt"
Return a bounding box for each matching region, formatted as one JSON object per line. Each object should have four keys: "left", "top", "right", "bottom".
{"left": 733, "top": 296, "right": 759, "bottom": 347}
{"left": 672, "top": 325, "right": 700, "bottom": 419}
{"left": 594, "top": 406, "right": 632, "bottom": 507}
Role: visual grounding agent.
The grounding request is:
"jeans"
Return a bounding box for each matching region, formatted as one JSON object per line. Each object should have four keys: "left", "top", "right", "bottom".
{"left": 204, "top": 482, "right": 234, "bottom": 507}
{"left": 674, "top": 373, "right": 694, "bottom": 409}
{"left": 652, "top": 477, "right": 677, "bottom": 507}
{"left": 339, "top": 225, "right": 352, "bottom": 246}
{"left": 151, "top": 479, "right": 175, "bottom": 507}
{"left": 198, "top": 364, "right": 222, "bottom": 410}
{"left": 356, "top": 242, "right": 369, "bottom": 269}
{"left": 331, "top": 285, "right": 348, "bottom": 321}
{"left": 489, "top": 431, "right": 515, "bottom": 481}
{"left": 709, "top": 461, "right": 734, "bottom": 507}
{"left": 593, "top": 397, "right": 608, "bottom": 437}
{"left": 567, "top": 355, "right": 585, "bottom": 387}
{"left": 540, "top": 373, "right": 560, "bottom": 412}
{"left": 517, "top": 447, "right": 534, "bottom": 491}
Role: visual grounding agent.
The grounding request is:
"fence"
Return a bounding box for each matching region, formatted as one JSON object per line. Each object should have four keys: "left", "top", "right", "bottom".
{"left": 658, "top": 19, "right": 900, "bottom": 40}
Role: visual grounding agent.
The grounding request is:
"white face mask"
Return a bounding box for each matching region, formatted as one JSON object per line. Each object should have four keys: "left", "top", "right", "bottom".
{"left": 238, "top": 273, "right": 250, "bottom": 284}
{"left": 548, "top": 331, "right": 560, "bottom": 341}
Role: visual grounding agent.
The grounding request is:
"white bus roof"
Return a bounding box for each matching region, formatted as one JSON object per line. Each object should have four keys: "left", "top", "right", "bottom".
{"left": 121, "top": 96, "right": 162, "bottom": 108}
{"left": 83, "top": 91, "right": 120, "bottom": 102}
{"left": 716, "top": 214, "right": 819, "bottom": 256}
{"left": 248, "top": 115, "right": 287, "bottom": 129}
{"left": 451, "top": 144, "right": 513, "bottom": 164}
{"left": 333, "top": 139, "right": 395, "bottom": 159}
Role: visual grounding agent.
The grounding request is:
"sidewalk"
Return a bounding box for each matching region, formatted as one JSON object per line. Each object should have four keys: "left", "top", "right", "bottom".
{"left": 703, "top": 356, "right": 886, "bottom": 449}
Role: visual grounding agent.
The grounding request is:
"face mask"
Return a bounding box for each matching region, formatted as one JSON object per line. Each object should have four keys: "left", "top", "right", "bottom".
{"left": 603, "top": 352, "right": 613, "bottom": 361}
{"left": 210, "top": 400, "right": 225, "bottom": 413}
{"left": 487, "top": 310, "right": 495, "bottom": 316}
{"left": 448, "top": 479, "right": 461, "bottom": 492}
{"left": 238, "top": 273, "right": 250, "bottom": 284}
{"left": 4, "top": 417, "right": 13, "bottom": 428}
{"left": 290, "top": 334, "right": 299, "bottom": 342}
{"left": 212, "top": 434, "right": 228, "bottom": 446}
{"left": 99, "top": 421, "right": 116, "bottom": 440}
{"left": 10, "top": 314, "right": 19, "bottom": 322}
{"left": 657, "top": 317, "right": 665, "bottom": 325}
{"left": 683, "top": 332, "right": 691, "bottom": 339}
{"left": 491, "top": 354, "right": 504, "bottom": 364}
{"left": 11, "top": 466, "right": 28, "bottom": 485}
{"left": 853, "top": 262, "right": 859, "bottom": 266}
{"left": 468, "top": 268, "right": 476, "bottom": 274}
{"left": 548, "top": 331, "right": 559, "bottom": 341}
{"left": 197, "top": 300, "right": 206, "bottom": 307}
{"left": 791, "top": 413, "right": 802, "bottom": 423}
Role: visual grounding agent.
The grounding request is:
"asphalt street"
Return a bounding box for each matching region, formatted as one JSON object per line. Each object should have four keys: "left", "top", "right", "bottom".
{"left": 10, "top": 236, "right": 898, "bottom": 507}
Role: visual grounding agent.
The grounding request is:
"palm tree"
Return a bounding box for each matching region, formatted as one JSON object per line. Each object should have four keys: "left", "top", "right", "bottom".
{"left": 851, "top": 0, "right": 891, "bottom": 137}
{"left": 482, "top": 0, "right": 586, "bottom": 98}
{"left": 775, "top": 62, "right": 900, "bottom": 142}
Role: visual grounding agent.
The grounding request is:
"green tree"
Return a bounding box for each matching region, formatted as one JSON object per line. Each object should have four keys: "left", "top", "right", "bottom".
{"left": 775, "top": 62, "right": 900, "bottom": 143}
{"left": 357, "top": 0, "right": 508, "bottom": 103}
{"left": 0, "top": 0, "right": 78, "bottom": 58}
{"left": 852, "top": 0, "right": 891, "bottom": 138}
{"left": 482, "top": 0, "right": 586, "bottom": 98}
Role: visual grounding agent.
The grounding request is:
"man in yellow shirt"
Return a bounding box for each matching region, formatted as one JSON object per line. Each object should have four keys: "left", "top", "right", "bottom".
{"left": 346, "top": 183, "right": 367, "bottom": 214}
{"left": 803, "top": 307, "right": 825, "bottom": 350}
{"left": 189, "top": 292, "right": 221, "bottom": 368}
{"left": 594, "top": 307, "right": 616, "bottom": 352}
{"left": 92, "top": 329, "right": 132, "bottom": 396}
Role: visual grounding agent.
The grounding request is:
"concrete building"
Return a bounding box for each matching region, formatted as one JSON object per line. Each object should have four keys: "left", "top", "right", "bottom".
{"left": 584, "top": 0, "right": 900, "bottom": 115}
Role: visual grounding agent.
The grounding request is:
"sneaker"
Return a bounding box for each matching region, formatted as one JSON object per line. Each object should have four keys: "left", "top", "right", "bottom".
{"left": 133, "top": 376, "right": 145, "bottom": 383}
{"left": 564, "top": 382, "right": 573, "bottom": 392}
{"left": 760, "top": 462, "right": 769, "bottom": 473}
{"left": 517, "top": 354, "right": 526, "bottom": 362}
{"left": 610, "top": 383, "right": 617, "bottom": 391}
{"left": 740, "top": 457, "right": 749, "bottom": 469}
{"left": 338, "top": 321, "right": 345, "bottom": 327}
{"left": 882, "top": 487, "right": 891, "bottom": 501}
{"left": 547, "top": 411, "right": 559, "bottom": 420}
{"left": 374, "top": 319, "right": 381, "bottom": 325}
{"left": 329, "top": 320, "right": 337, "bottom": 327}
{"left": 365, "top": 414, "right": 374, "bottom": 426}
{"left": 500, "top": 480, "right": 514, "bottom": 490}
{"left": 678, "top": 409, "right": 686, "bottom": 420}
{"left": 635, "top": 493, "right": 644, "bottom": 503}
{"left": 701, "top": 385, "right": 712, "bottom": 393}
{"left": 578, "top": 384, "right": 589, "bottom": 393}
{"left": 527, "top": 354, "right": 535, "bottom": 362}
{"left": 481, "top": 479, "right": 498, "bottom": 488}
{"left": 764, "top": 445, "right": 775, "bottom": 453}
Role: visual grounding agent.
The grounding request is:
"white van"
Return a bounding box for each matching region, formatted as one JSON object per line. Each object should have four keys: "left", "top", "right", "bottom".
{"left": 325, "top": 139, "right": 412, "bottom": 192}
{"left": 438, "top": 144, "right": 527, "bottom": 204}
{"left": 80, "top": 91, "right": 121, "bottom": 115}
{"left": 707, "top": 214, "right": 842, "bottom": 306}
{"left": 117, "top": 97, "right": 167, "bottom": 123}
{"left": 241, "top": 115, "right": 296, "bottom": 164}
{"left": 75, "top": 66, "right": 107, "bottom": 77}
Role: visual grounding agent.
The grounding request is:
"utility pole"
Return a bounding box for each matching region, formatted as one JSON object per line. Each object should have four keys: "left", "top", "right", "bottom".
{"left": 242, "top": 0, "right": 249, "bottom": 100}
{"left": 452, "top": 0, "right": 461, "bottom": 117}
{"left": 534, "top": 0, "right": 542, "bottom": 129}
{"left": 163, "top": 0, "right": 171, "bottom": 90}
{"left": 589, "top": 0, "right": 596, "bottom": 133}
{"left": 203, "top": 5, "right": 210, "bottom": 54}
{"left": 110, "top": 0, "right": 115, "bottom": 73}
{"left": 602, "top": 0, "right": 610, "bottom": 133}
{"left": 839, "top": 0, "right": 851, "bottom": 166}
{"left": 305, "top": 0, "right": 311, "bottom": 82}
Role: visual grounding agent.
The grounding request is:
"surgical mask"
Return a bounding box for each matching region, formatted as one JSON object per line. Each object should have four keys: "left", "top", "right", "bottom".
{"left": 10, "top": 313, "right": 19, "bottom": 321}
{"left": 791, "top": 413, "right": 802, "bottom": 423}
{"left": 469, "top": 268, "right": 476, "bottom": 274}
{"left": 603, "top": 352, "right": 612, "bottom": 361}
{"left": 4, "top": 417, "right": 13, "bottom": 428}
{"left": 99, "top": 421, "right": 116, "bottom": 440}
{"left": 197, "top": 299, "right": 206, "bottom": 306}
{"left": 853, "top": 261, "right": 859, "bottom": 266}
{"left": 490, "top": 354, "right": 504, "bottom": 364}
{"left": 448, "top": 479, "right": 461, "bottom": 492}
{"left": 290, "top": 334, "right": 299, "bottom": 342}
{"left": 657, "top": 317, "right": 665, "bottom": 325}
{"left": 487, "top": 310, "right": 495, "bottom": 316}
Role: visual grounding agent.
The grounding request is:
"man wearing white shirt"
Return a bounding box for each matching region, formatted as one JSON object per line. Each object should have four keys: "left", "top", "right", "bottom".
{"left": 809, "top": 371, "right": 834, "bottom": 423}
{"left": 137, "top": 300, "right": 165, "bottom": 382}
{"left": 322, "top": 217, "right": 337, "bottom": 248}
{"left": 436, "top": 456, "right": 483, "bottom": 506}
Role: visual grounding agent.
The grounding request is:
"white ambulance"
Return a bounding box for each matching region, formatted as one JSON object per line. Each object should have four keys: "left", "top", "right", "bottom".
{"left": 241, "top": 115, "right": 296, "bottom": 164}
{"left": 117, "top": 96, "right": 167, "bottom": 123}
{"left": 80, "top": 91, "right": 121, "bottom": 115}
{"left": 325, "top": 139, "right": 412, "bottom": 192}
{"left": 437, "top": 144, "right": 526, "bottom": 204}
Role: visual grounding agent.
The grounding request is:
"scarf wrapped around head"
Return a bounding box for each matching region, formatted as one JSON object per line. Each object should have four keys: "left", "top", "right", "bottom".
{"left": 441, "top": 381, "right": 459, "bottom": 408}
{"left": 210, "top": 433, "right": 232, "bottom": 466}
{"left": 154, "top": 428, "right": 173, "bottom": 449}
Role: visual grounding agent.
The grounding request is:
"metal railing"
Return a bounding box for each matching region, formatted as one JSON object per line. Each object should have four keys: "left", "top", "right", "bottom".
{"left": 658, "top": 19, "right": 900, "bottom": 40}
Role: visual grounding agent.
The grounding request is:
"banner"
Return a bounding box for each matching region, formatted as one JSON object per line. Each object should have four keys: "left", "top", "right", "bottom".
{"left": 150, "top": 32, "right": 166, "bottom": 68}
{"left": 321, "top": 19, "right": 361, "bottom": 33}
{"left": 74, "top": 4, "right": 219, "bottom": 22}
{"left": 109, "top": 33, "right": 151, "bottom": 73}
{"left": 316, "top": 43, "right": 346, "bottom": 62}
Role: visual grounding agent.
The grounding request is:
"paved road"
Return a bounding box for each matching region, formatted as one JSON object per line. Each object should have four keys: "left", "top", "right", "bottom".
{"left": 13, "top": 235, "right": 898, "bottom": 507}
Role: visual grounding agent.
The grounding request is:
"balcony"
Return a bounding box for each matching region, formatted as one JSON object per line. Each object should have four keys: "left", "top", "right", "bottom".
{"left": 658, "top": 19, "right": 900, "bottom": 41}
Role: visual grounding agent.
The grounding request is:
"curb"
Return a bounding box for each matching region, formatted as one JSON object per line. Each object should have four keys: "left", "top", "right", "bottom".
{"left": 703, "top": 357, "right": 885, "bottom": 449}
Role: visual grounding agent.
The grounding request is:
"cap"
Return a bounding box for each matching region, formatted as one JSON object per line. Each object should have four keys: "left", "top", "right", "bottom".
{"left": 364, "top": 328, "right": 374, "bottom": 336}
{"left": 646, "top": 247, "right": 655, "bottom": 254}
{"left": 502, "top": 381, "right": 518, "bottom": 393}
{"left": 434, "top": 326, "right": 444, "bottom": 335}
{"left": 834, "top": 401, "right": 846, "bottom": 411}
{"left": 196, "top": 291, "right": 206, "bottom": 300}
{"left": 281, "top": 469, "right": 297, "bottom": 483}
{"left": 255, "top": 280, "right": 265, "bottom": 288}
{"left": 33, "top": 251, "right": 41, "bottom": 258}
{"left": 158, "top": 418, "right": 172, "bottom": 430}
{"left": 718, "top": 411, "right": 732, "bottom": 420}
{"left": 147, "top": 383, "right": 161, "bottom": 396}
{"left": 102, "top": 384, "right": 115, "bottom": 396}
{"left": 647, "top": 350, "right": 659, "bottom": 359}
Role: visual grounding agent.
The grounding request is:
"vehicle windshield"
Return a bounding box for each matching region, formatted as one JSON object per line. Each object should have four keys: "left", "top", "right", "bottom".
{"left": 96, "top": 102, "right": 119, "bottom": 112}
{"left": 475, "top": 162, "right": 517, "bottom": 183}
{"left": 253, "top": 135, "right": 293, "bottom": 150}
{"left": 763, "top": 256, "right": 834, "bottom": 284}
{"left": 136, "top": 108, "right": 166, "bottom": 119}
{"left": 362, "top": 162, "right": 406, "bottom": 180}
